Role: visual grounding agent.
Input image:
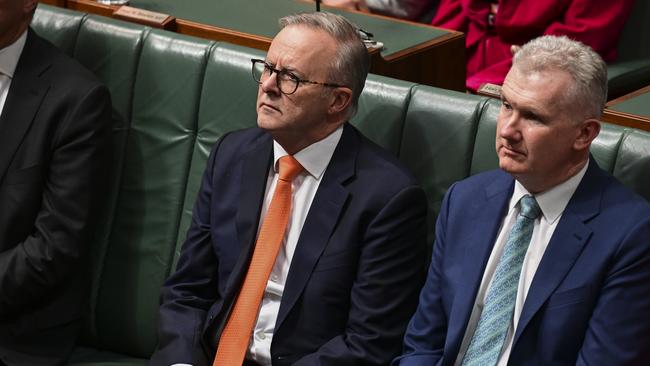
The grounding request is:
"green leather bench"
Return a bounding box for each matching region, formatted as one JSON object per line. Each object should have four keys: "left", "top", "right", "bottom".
{"left": 30, "top": 4, "right": 650, "bottom": 365}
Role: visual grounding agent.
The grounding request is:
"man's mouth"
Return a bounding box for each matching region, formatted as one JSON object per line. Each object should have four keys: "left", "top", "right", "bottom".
{"left": 259, "top": 103, "right": 280, "bottom": 113}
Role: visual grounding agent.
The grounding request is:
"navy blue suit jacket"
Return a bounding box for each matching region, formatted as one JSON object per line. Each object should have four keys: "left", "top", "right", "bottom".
{"left": 395, "top": 160, "right": 650, "bottom": 365}
{"left": 151, "top": 124, "right": 427, "bottom": 366}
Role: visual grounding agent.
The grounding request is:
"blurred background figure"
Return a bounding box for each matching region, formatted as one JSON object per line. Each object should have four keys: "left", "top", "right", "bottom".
{"left": 430, "top": 0, "right": 636, "bottom": 92}
{"left": 321, "top": 0, "right": 438, "bottom": 21}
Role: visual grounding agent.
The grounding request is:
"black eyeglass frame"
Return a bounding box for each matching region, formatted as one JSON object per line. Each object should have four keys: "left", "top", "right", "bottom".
{"left": 251, "top": 58, "right": 346, "bottom": 95}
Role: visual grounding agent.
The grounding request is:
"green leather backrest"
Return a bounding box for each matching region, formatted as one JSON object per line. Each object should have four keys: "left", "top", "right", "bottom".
{"left": 400, "top": 86, "right": 482, "bottom": 243}
{"left": 96, "top": 28, "right": 213, "bottom": 357}
{"left": 470, "top": 98, "right": 500, "bottom": 175}
{"left": 71, "top": 16, "right": 148, "bottom": 350}
{"left": 30, "top": 5, "right": 84, "bottom": 56}
{"left": 173, "top": 43, "right": 264, "bottom": 270}
{"left": 351, "top": 74, "right": 416, "bottom": 154}
{"left": 613, "top": 129, "right": 650, "bottom": 199}
{"left": 29, "top": 4, "right": 650, "bottom": 362}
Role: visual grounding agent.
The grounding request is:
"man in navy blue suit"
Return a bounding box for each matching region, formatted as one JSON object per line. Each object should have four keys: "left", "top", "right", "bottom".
{"left": 151, "top": 12, "right": 427, "bottom": 366}
{"left": 395, "top": 35, "right": 650, "bottom": 366}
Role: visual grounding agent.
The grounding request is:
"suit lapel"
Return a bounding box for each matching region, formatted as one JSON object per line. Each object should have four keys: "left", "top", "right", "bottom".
{"left": 202, "top": 135, "right": 272, "bottom": 348}
{"left": 513, "top": 160, "right": 602, "bottom": 344}
{"left": 0, "top": 30, "right": 50, "bottom": 182}
{"left": 445, "top": 172, "right": 513, "bottom": 358}
{"left": 230, "top": 137, "right": 273, "bottom": 291}
{"left": 273, "top": 124, "right": 355, "bottom": 331}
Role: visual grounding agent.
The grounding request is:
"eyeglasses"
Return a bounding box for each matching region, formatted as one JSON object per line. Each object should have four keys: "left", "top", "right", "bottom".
{"left": 251, "top": 59, "right": 346, "bottom": 95}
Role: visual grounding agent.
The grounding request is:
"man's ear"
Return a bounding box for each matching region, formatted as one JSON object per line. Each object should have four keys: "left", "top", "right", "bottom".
{"left": 328, "top": 87, "right": 353, "bottom": 115}
{"left": 25, "top": 0, "right": 39, "bottom": 14}
{"left": 574, "top": 118, "right": 601, "bottom": 151}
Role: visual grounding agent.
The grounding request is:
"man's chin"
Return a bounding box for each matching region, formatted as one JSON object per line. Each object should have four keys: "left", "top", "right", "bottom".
{"left": 257, "top": 118, "right": 278, "bottom": 131}
{"left": 499, "top": 159, "right": 527, "bottom": 176}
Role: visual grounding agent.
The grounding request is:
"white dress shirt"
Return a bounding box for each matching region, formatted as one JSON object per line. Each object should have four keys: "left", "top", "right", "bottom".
{"left": 455, "top": 162, "right": 589, "bottom": 366}
{"left": 0, "top": 30, "right": 27, "bottom": 116}
{"left": 246, "top": 125, "right": 343, "bottom": 365}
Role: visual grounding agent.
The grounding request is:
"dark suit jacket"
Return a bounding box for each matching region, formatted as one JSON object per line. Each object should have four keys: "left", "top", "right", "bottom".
{"left": 0, "top": 29, "right": 111, "bottom": 366}
{"left": 151, "top": 124, "right": 427, "bottom": 366}
{"left": 394, "top": 159, "right": 650, "bottom": 365}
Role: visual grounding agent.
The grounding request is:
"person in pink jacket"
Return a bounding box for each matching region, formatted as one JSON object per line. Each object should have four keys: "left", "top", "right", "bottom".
{"left": 432, "top": 0, "right": 636, "bottom": 92}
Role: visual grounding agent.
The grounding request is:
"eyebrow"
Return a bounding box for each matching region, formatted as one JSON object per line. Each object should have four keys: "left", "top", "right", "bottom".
{"left": 281, "top": 66, "right": 300, "bottom": 76}
{"left": 264, "top": 59, "right": 299, "bottom": 74}
{"left": 499, "top": 87, "right": 510, "bottom": 103}
{"left": 500, "top": 88, "right": 550, "bottom": 122}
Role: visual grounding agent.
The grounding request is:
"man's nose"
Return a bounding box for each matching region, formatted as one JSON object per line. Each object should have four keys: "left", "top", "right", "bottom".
{"left": 499, "top": 113, "right": 521, "bottom": 139}
{"left": 261, "top": 72, "right": 280, "bottom": 94}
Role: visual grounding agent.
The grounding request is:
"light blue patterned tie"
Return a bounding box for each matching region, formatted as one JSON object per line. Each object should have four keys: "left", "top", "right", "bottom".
{"left": 461, "top": 195, "right": 541, "bottom": 366}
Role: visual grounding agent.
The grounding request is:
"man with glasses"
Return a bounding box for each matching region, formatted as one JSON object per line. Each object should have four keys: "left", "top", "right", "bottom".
{"left": 151, "top": 11, "right": 427, "bottom": 366}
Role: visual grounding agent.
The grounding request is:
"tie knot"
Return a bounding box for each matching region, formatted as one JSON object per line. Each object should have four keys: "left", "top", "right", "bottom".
{"left": 278, "top": 155, "right": 303, "bottom": 182}
{"left": 519, "top": 195, "right": 541, "bottom": 219}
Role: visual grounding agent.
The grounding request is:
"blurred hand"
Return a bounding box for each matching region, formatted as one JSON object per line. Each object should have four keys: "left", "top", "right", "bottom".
{"left": 320, "top": 0, "right": 370, "bottom": 11}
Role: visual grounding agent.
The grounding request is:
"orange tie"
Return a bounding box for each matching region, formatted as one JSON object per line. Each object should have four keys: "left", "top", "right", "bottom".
{"left": 214, "top": 155, "right": 304, "bottom": 366}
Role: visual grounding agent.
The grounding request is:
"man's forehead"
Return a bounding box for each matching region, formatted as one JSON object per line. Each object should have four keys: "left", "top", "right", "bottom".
{"left": 272, "top": 25, "right": 331, "bottom": 47}
{"left": 267, "top": 26, "right": 335, "bottom": 67}
{"left": 503, "top": 68, "right": 571, "bottom": 102}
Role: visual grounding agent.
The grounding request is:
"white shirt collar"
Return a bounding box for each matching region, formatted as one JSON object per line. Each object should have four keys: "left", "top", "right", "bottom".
{"left": 510, "top": 160, "right": 589, "bottom": 224}
{"left": 272, "top": 124, "right": 344, "bottom": 180}
{"left": 0, "top": 30, "right": 28, "bottom": 78}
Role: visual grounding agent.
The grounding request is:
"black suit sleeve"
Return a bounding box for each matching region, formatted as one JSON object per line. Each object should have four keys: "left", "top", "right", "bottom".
{"left": 0, "top": 83, "right": 112, "bottom": 316}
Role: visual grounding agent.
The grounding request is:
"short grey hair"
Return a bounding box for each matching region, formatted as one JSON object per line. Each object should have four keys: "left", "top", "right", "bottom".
{"left": 512, "top": 35, "right": 608, "bottom": 120}
{"left": 279, "top": 12, "right": 370, "bottom": 118}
